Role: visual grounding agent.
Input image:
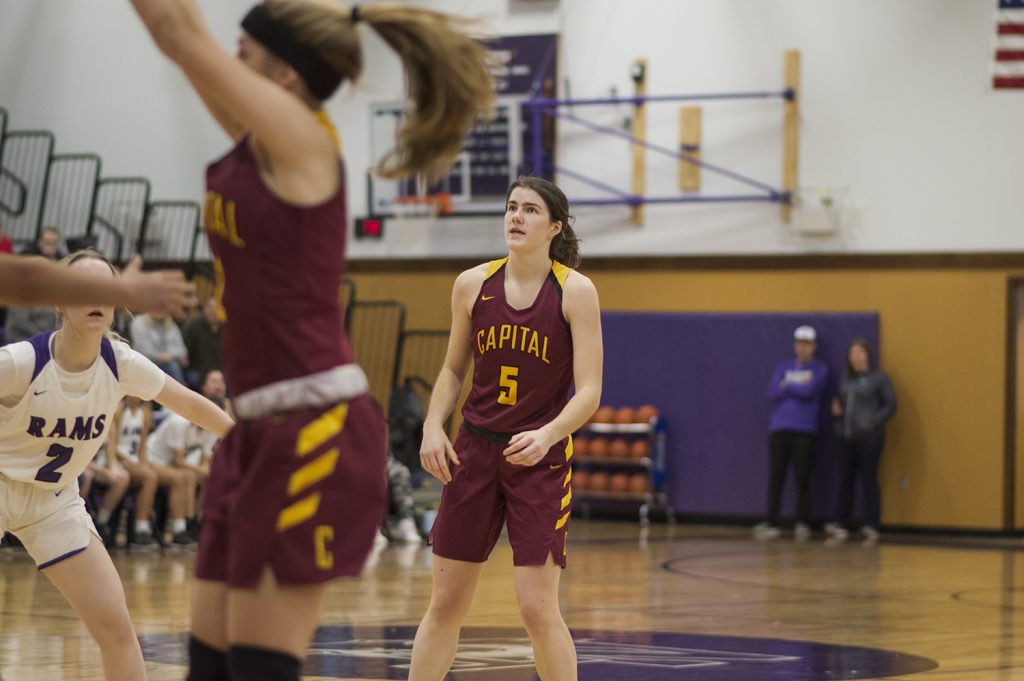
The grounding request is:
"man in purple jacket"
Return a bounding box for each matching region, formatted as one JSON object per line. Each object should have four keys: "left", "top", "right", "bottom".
{"left": 754, "top": 325, "right": 829, "bottom": 540}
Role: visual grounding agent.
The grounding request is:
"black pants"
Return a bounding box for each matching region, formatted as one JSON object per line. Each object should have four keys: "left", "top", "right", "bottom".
{"left": 834, "top": 432, "right": 885, "bottom": 529}
{"left": 765, "top": 430, "right": 815, "bottom": 526}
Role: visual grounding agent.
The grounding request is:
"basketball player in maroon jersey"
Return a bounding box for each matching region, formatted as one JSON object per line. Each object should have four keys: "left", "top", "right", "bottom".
{"left": 411, "top": 177, "right": 603, "bottom": 681}
{"left": 128, "top": 1, "right": 494, "bottom": 679}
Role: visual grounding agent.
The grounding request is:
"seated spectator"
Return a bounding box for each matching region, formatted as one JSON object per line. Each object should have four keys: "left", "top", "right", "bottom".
{"left": 131, "top": 311, "right": 189, "bottom": 384}
{"left": 81, "top": 444, "right": 132, "bottom": 547}
{"left": 4, "top": 297, "right": 59, "bottom": 343}
{"left": 381, "top": 452, "right": 423, "bottom": 545}
{"left": 5, "top": 227, "right": 62, "bottom": 343}
{"left": 0, "top": 216, "right": 11, "bottom": 344}
{"left": 182, "top": 297, "right": 222, "bottom": 390}
{"left": 146, "top": 376, "right": 225, "bottom": 543}
{"left": 20, "top": 226, "right": 64, "bottom": 259}
{"left": 106, "top": 396, "right": 161, "bottom": 546}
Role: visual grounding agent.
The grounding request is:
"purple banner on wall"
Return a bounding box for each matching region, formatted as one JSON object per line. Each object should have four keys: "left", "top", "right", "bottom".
{"left": 600, "top": 311, "right": 880, "bottom": 521}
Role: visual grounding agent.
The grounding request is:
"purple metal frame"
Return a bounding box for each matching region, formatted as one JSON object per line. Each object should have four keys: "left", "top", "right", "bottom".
{"left": 524, "top": 89, "right": 793, "bottom": 207}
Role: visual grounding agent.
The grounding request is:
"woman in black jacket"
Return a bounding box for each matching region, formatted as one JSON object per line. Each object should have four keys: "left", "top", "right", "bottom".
{"left": 824, "top": 339, "right": 897, "bottom": 541}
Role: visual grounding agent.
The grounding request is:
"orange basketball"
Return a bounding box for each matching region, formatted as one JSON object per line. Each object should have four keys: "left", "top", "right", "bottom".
{"left": 609, "top": 473, "right": 630, "bottom": 493}
{"left": 573, "top": 437, "right": 589, "bottom": 457}
{"left": 630, "top": 439, "right": 650, "bottom": 459}
{"left": 589, "top": 471, "right": 610, "bottom": 492}
{"left": 613, "top": 406, "right": 636, "bottom": 424}
{"left": 591, "top": 405, "right": 614, "bottom": 424}
{"left": 635, "top": 404, "right": 660, "bottom": 423}
{"left": 572, "top": 470, "right": 589, "bottom": 490}
{"left": 608, "top": 438, "right": 629, "bottom": 459}
{"left": 588, "top": 437, "right": 608, "bottom": 458}
{"left": 628, "top": 473, "right": 649, "bottom": 493}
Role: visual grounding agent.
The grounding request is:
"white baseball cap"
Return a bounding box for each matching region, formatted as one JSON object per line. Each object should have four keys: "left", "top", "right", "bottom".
{"left": 793, "top": 325, "right": 816, "bottom": 342}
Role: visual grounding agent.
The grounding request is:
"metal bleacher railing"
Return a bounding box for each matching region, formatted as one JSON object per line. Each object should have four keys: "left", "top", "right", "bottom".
{"left": 0, "top": 108, "right": 203, "bottom": 268}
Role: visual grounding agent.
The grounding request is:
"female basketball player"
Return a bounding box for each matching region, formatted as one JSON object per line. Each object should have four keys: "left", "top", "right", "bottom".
{"left": 410, "top": 177, "right": 603, "bottom": 681}
{"left": 0, "top": 253, "right": 194, "bottom": 315}
{"left": 128, "top": 1, "right": 494, "bottom": 678}
{"left": 0, "top": 250, "right": 233, "bottom": 681}
{"left": 106, "top": 395, "right": 162, "bottom": 546}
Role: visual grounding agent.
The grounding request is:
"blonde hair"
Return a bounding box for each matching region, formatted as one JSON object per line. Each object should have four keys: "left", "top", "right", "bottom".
{"left": 262, "top": 0, "right": 495, "bottom": 182}
{"left": 58, "top": 250, "right": 130, "bottom": 343}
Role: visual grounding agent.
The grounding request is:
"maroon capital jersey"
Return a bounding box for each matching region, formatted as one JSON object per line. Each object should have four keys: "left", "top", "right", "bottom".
{"left": 461, "top": 258, "right": 574, "bottom": 433}
{"left": 204, "top": 114, "right": 354, "bottom": 396}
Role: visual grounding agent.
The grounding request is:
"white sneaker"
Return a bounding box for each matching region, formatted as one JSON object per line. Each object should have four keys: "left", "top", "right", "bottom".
{"left": 753, "top": 522, "right": 781, "bottom": 539}
{"left": 824, "top": 522, "right": 849, "bottom": 540}
{"left": 394, "top": 517, "right": 423, "bottom": 544}
{"left": 861, "top": 526, "right": 880, "bottom": 541}
{"left": 794, "top": 522, "right": 811, "bottom": 541}
{"left": 373, "top": 529, "right": 389, "bottom": 550}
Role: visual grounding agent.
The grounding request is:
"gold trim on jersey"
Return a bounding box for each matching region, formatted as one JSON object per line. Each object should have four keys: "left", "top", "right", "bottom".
{"left": 484, "top": 258, "right": 508, "bottom": 282}
{"left": 314, "top": 110, "right": 341, "bottom": 151}
{"left": 296, "top": 403, "right": 348, "bottom": 456}
{"left": 276, "top": 403, "right": 348, "bottom": 533}
{"left": 551, "top": 261, "right": 572, "bottom": 289}
{"left": 277, "top": 492, "right": 323, "bottom": 531}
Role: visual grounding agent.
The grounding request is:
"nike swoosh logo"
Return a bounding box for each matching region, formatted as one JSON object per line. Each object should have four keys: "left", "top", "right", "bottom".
{"left": 33, "top": 390, "right": 47, "bottom": 396}
{"left": 549, "top": 464, "right": 561, "bottom": 469}
{"left": 54, "top": 490, "right": 62, "bottom": 497}
{"left": 481, "top": 295, "right": 496, "bottom": 301}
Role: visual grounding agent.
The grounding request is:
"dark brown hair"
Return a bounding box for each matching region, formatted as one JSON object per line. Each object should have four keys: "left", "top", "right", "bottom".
{"left": 263, "top": 0, "right": 495, "bottom": 182}
{"left": 506, "top": 176, "right": 581, "bottom": 269}
{"left": 845, "top": 337, "right": 873, "bottom": 378}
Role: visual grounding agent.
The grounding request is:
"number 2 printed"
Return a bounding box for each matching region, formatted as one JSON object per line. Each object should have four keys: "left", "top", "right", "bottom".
{"left": 498, "top": 365, "right": 519, "bottom": 405}
{"left": 35, "top": 443, "right": 73, "bottom": 484}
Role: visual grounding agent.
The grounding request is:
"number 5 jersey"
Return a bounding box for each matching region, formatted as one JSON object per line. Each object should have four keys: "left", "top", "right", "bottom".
{"left": 461, "top": 258, "right": 574, "bottom": 434}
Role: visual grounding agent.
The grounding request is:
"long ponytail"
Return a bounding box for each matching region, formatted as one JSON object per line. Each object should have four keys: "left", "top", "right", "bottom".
{"left": 263, "top": 0, "right": 495, "bottom": 182}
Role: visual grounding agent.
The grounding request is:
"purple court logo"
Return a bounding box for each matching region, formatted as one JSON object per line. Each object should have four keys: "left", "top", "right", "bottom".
{"left": 142, "top": 626, "right": 936, "bottom": 680}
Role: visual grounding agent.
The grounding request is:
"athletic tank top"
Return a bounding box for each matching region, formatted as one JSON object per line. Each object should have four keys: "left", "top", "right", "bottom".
{"left": 461, "top": 258, "right": 574, "bottom": 433}
{"left": 116, "top": 405, "right": 147, "bottom": 463}
{"left": 204, "top": 113, "right": 355, "bottom": 396}
{"left": 0, "top": 333, "right": 163, "bottom": 489}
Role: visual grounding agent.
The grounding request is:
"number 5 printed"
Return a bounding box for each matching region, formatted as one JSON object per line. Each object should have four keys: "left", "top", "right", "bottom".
{"left": 498, "top": 365, "right": 519, "bottom": 405}
{"left": 35, "top": 443, "right": 73, "bottom": 484}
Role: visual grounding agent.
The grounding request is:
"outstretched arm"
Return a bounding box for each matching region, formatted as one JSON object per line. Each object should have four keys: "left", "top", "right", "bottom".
{"left": 0, "top": 254, "right": 195, "bottom": 316}
{"left": 153, "top": 377, "right": 234, "bottom": 438}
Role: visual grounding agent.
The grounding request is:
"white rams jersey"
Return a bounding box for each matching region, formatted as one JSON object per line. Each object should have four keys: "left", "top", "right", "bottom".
{"left": 0, "top": 332, "right": 166, "bottom": 490}
{"left": 115, "top": 405, "right": 148, "bottom": 463}
{"left": 146, "top": 412, "right": 218, "bottom": 468}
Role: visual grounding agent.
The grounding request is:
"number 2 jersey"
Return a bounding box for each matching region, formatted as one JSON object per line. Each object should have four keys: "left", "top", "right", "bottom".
{"left": 0, "top": 332, "right": 166, "bottom": 489}
{"left": 461, "top": 258, "right": 574, "bottom": 434}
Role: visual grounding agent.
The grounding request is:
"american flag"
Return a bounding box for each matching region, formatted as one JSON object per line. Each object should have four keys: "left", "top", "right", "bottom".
{"left": 994, "top": 0, "right": 1024, "bottom": 89}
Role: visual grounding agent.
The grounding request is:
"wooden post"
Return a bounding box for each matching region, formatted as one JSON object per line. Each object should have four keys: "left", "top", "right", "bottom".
{"left": 782, "top": 50, "right": 800, "bottom": 222}
{"left": 631, "top": 58, "right": 647, "bottom": 226}
{"left": 678, "top": 106, "right": 702, "bottom": 191}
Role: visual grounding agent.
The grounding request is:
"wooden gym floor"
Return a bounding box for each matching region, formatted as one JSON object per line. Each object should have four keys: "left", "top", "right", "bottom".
{"left": 0, "top": 520, "right": 1022, "bottom": 680}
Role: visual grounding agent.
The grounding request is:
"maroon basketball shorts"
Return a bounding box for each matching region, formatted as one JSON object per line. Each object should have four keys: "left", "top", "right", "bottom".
{"left": 430, "top": 426, "right": 573, "bottom": 567}
{"left": 196, "top": 395, "right": 387, "bottom": 588}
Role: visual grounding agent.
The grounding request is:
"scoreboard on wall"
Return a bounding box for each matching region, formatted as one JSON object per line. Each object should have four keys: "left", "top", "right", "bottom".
{"left": 366, "top": 34, "right": 558, "bottom": 219}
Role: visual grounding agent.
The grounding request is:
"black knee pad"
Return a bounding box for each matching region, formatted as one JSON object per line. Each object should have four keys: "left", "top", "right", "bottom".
{"left": 228, "top": 644, "right": 301, "bottom": 681}
{"left": 187, "top": 636, "right": 229, "bottom": 681}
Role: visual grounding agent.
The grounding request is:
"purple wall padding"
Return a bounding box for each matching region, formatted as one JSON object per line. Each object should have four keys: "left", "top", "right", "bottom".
{"left": 600, "top": 311, "right": 880, "bottom": 521}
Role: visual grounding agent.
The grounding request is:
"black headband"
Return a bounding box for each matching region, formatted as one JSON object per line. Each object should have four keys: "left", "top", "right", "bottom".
{"left": 241, "top": 4, "right": 343, "bottom": 100}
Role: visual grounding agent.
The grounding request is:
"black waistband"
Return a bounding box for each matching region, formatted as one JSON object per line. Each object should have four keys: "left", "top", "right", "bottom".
{"left": 462, "top": 420, "right": 515, "bottom": 445}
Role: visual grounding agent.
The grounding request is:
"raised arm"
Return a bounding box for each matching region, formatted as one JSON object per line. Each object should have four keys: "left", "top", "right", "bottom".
{"left": 503, "top": 272, "right": 602, "bottom": 466}
{"left": 129, "top": 0, "right": 338, "bottom": 203}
